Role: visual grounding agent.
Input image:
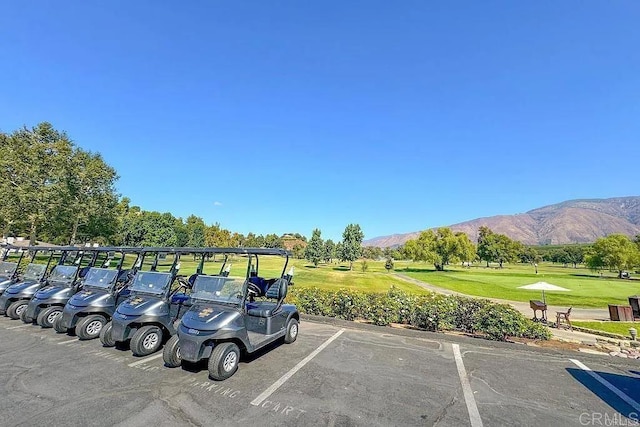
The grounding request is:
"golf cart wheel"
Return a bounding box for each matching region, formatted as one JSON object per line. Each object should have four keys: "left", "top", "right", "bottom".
{"left": 37, "top": 306, "right": 63, "bottom": 328}
{"left": 284, "top": 318, "right": 299, "bottom": 344}
{"left": 163, "top": 335, "right": 182, "bottom": 368}
{"left": 76, "top": 315, "right": 106, "bottom": 340}
{"left": 7, "top": 301, "right": 28, "bottom": 320}
{"left": 20, "top": 307, "right": 33, "bottom": 324}
{"left": 53, "top": 315, "right": 68, "bottom": 333}
{"left": 131, "top": 325, "right": 163, "bottom": 357}
{"left": 208, "top": 342, "right": 240, "bottom": 381}
{"left": 99, "top": 321, "right": 116, "bottom": 347}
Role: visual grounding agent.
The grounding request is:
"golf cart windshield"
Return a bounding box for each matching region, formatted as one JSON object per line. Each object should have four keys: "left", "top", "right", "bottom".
{"left": 23, "top": 264, "right": 47, "bottom": 280}
{"left": 48, "top": 265, "right": 79, "bottom": 285}
{"left": 0, "top": 261, "right": 18, "bottom": 278}
{"left": 83, "top": 268, "right": 119, "bottom": 289}
{"left": 129, "top": 271, "right": 172, "bottom": 295}
{"left": 190, "top": 275, "right": 244, "bottom": 305}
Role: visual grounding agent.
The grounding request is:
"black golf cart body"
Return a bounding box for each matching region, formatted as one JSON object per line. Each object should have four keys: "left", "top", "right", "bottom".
{"left": 104, "top": 248, "right": 201, "bottom": 356}
{"left": 23, "top": 248, "right": 105, "bottom": 326}
{"left": 0, "top": 246, "right": 25, "bottom": 296}
{"left": 56, "top": 248, "right": 143, "bottom": 337}
{"left": 166, "top": 247, "right": 299, "bottom": 380}
{"left": 0, "top": 246, "right": 64, "bottom": 318}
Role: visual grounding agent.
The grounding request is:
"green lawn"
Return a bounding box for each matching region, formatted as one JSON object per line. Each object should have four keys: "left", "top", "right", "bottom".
{"left": 398, "top": 262, "right": 640, "bottom": 308}
{"left": 174, "top": 255, "right": 430, "bottom": 294}
{"left": 572, "top": 321, "right": 638, "bottom": 337}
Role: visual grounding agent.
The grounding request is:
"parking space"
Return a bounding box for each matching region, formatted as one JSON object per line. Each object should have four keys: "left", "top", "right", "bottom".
{"left": 1, "top": 315, "right": 639, "bottom": 426}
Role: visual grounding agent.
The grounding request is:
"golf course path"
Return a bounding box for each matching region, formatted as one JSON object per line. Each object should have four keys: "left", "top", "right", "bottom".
{"left": 393, "top": 273, "right": 610, "bottom": 322}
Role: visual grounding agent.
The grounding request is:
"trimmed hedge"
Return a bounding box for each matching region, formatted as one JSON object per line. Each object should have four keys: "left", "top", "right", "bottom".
{"left": 287, "top": 286, "right": 550, "bottom": 341}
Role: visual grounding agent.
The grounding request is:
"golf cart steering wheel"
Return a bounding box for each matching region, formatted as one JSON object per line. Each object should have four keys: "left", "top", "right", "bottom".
{"left": 176, "top": 275, "right": 191, "bottom": 289}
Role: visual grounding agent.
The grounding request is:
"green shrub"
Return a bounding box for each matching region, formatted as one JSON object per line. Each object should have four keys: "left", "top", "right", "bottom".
{"left": 386, "top": 286, "right": 416, "bottom": 324}
{"left": 472, "top": 304, "right": 526, "bottom": 341}
{"left": 288, "top": 287, "right": 551, "bottom": 342}
{"left": 453, "top": 297, "right": 492, "bottom": 333}
{"left": 363, "top": 293, "right": 400, "bottom": 326}
{"left": 329, "top": 288, "right": 368, "bottom": 321}
{"left": 520, "top": 319, "right": 552, "bottom": 340}
{"left": 410, "top": 294, "right": 458, "bottom": 332}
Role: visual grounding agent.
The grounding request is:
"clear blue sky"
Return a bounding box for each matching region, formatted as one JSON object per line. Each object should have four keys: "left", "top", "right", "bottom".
{"left": 1, "top": 1, "right": 639, "bottom": 241}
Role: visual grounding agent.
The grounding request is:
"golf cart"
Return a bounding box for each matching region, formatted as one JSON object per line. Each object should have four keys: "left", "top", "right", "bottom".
{"left": 54, "top": 248, "right": 143, "bottom": 339}
{"left": 0, "top": 246, "right": 26, "bottom": 296}
{"left": 100, "top": 248, "right": 196, "bottom": 356}
{"left": 163, "top": 248, "right": 299, "bottom": 381}
{"left": 21, "top": 247, "right": 102, "bottom": 326}
{"left": 0, "top": 246, "right": 63, "bottom": 319}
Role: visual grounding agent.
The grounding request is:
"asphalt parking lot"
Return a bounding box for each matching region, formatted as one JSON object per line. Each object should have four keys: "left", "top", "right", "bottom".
{"left": 1, "top": 315, "right": 639, "bottom": 426}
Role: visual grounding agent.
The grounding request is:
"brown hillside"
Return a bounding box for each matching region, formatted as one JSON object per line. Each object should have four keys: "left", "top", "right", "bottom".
{"left": 364, "top": 196, "right": 640, "bottom": 247}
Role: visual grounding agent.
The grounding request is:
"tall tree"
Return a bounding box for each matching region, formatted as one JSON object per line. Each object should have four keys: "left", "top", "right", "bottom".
{"left": 323, "top": 239, "right": 336, "bottom": 263}
{"left": 0, "top": 123, "right": 72, "bottom": 243}
{"left": 304, "top": 229, "right": 324, "bottom": 267}
{"left": 476, "top": 226, "right": 494, "bottom": 267}
{"left": 63, "top": 149, "right": 119, "bottom": 244}
{"left": 585, "top": 234, "right": 640, "bottom": 278}
{"left": 341, "top": 224, "right": 364, "bottom": 270}
{"left": 185, "top": 215, "right": 206, "bottom": 247}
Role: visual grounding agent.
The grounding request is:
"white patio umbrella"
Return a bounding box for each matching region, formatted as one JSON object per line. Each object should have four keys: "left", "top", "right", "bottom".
{"left": 517, "top": 281, "right": 570, "bottom": 304}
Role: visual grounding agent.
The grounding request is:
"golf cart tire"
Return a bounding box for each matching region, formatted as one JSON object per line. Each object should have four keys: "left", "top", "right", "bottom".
{"left": 76, "top": 314, "right": 106, "bottom": 340}
{"left": 130, "top": 325, "right": 163, "bottom": 357}
{"left": 284, "top": 318, "right": 299, "bottom": 344}
{"left": 37, "top": 306, "right": 63, "bottom": 328}
{"left": 100, "top": 321, "right": 116, "bottom": 347}
{"left": 208, "top": 342, "right": 240, "bottom": 381}
{"left": 20, "top": 307, "right": 33, "bottom": 324}
{"left": 7, "top": 301, "right": 28, "bottom": 320}
{"left": 163, "top": 335, "right": 182, "bottom": 368}
{"left": 53, "top": 316, "right": 68, "bottom": 333}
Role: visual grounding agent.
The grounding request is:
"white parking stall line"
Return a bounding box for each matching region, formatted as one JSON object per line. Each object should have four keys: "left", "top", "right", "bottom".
{"left": 452, "top": 344, "right": 483, "bottom": 427}
{"left": 251, "top": 328, "right": 345, "bottom": 407}
{"left": 7, "top": 324, "right": 32, "bottom": 330}
{"left": 57, "top": 338, "right": 79, "bottom": 345}
{"left": 128, "top": 353, "right": 164, "bottom": 367}
{"left": 570, "top": 359, "right": 640, "bottom": 413}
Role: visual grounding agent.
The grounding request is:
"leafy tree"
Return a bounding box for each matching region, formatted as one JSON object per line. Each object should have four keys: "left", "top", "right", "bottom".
{"left": 335, "top": 242, "right": 344, "bottom": 262}
{"left": 341, "top": 224, "right": 364, "bottom": 270}
{"left": 323, "top": 239, "right": 336, "bottom": 263}
{"left": 476, "top": 226, "right": 520, "bottom": 268}
{"left": 0, "top": 123, "right": 120, "bottom": 244}
{"left": 264, "top": 233, "right": 283, "bottom": 248}
{"left": 292, "top": 243, "right": 306, "bottom": 259}
{"left": 562, "top": 245, "right": 584, "bottom": 268}
{"left": 455, "top": 232, "right": 477, "bottom": 265}
{"left": 585, "top": 234, "right": 640, "bottom": 278}
{"left": 185, "top": 215, "right": 206, "bottom": 247}
{"left": 63, "top": 149, "right": 119, "bottom": 244}
{"left": 476, "top": 226, "right": 494, "bottom": 267}
{"left": 205, "top": 223, "right": 233, "bottom": 247}
{"left": 304, "top": 229, "right": 324, "bottom": 267}
{"left": 404, "top": 228, "right": 476, "bottom": 271}
{"left": 0, "top": 123, "right": 73, "bottom": 243}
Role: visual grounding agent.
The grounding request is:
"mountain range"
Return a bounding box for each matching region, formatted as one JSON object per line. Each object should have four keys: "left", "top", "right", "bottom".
{"left": 363, "top": 196, "right": 640, "bottom": 247}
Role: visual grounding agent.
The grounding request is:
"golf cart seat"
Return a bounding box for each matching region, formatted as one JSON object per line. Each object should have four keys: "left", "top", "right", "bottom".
{"left": 247, "top": 275, "right": 271, "bottom": 297}
{"left": 79, "top": 266, "right": 91, "bottom": 278}
{"left": 187, "top": 273, "right": 199, "bottom": 286}
{"left": 246, "top": 278, "right": 288, "bottom": 318}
